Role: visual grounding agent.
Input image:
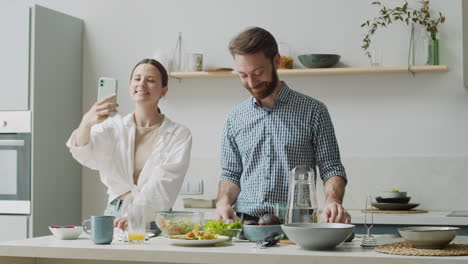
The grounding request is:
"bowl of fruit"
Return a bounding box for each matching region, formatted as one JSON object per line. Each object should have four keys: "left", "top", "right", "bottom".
{"left": 242, "top": 214, "right": 283, "bottom": 242}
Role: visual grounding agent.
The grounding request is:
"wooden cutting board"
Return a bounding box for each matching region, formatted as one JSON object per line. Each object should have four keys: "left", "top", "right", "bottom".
{"left": 361, "top": 209, "right": 428, "bottom": 214}
{"left": 280, "top": 239, "right": 295, "bottom": 245}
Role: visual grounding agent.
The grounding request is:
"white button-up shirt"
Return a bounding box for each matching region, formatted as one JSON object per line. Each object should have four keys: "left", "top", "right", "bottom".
{"left": 66, "top": 113, "right": 192, "bottom": 221}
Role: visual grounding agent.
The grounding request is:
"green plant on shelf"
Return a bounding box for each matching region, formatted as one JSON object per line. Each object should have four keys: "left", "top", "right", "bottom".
{"left": 361, "top": 0, "right": 445, "bottom": 59}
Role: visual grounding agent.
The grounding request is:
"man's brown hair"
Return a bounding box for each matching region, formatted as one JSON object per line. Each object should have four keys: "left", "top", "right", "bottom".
{"left": 228, "top": 27, "right": 278, "bottom": 61}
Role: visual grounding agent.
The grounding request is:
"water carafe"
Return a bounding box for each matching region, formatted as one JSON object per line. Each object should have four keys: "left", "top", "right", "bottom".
{"left": 285, "top": 165, "right": 318, "bottom": 224}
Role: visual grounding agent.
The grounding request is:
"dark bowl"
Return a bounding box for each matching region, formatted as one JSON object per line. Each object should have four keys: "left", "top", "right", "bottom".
{"left": 297, "top": 54, "right": 340, "bottom": 68}
{"left": 376, "top": 196, "right": 411, "bottom": 204}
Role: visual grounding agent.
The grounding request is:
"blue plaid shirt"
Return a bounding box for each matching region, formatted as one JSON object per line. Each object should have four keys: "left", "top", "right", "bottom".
{"left": 220, "top": 83, "right": 346, "bottom": 217}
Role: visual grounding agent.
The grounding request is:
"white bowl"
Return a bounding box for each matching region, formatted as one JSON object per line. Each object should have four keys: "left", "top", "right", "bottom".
{"left": 281, "top": 223, "right": 354, "bottom": 250}
{"left": 381, "top": 191, "right": 407, "bottom": 198}
{"left": 49, "top": 226, "right": 83, "bottom": 240}
{"left": 398, "top": 226, "right": 459, "bottom": 249}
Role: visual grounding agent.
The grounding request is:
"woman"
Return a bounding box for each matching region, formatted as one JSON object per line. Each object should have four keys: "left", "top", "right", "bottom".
{"left": 67, "top": 58, "right": 192, "bottom": 230}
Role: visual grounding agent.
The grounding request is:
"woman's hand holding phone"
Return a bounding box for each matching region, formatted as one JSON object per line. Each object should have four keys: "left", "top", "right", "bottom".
{"left": 81, "top": 94, "right": 119, "bottom": 128}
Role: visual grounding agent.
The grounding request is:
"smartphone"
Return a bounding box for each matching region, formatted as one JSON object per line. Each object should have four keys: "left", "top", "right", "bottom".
{"left": 98, "top": 77, "right": 118, "bottom": 104}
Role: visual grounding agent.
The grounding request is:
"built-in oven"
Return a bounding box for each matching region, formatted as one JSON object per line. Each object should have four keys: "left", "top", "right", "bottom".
{"left": 0, "top": 111, "right": 31, "bottom": 214}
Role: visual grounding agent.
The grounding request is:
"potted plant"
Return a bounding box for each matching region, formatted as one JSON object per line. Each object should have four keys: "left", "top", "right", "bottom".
{"left": 361, "top": 1, "right": 445, "bottom": 65}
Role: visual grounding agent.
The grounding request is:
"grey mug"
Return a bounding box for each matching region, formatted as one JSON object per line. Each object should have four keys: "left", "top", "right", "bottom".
{"left": 82, "top": 215, "right": 115, "bottom": 244}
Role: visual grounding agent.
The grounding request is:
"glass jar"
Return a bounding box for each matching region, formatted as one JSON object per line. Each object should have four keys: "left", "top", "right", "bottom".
{"left": 278, "top": 42, "right": 294, "bottom": 69}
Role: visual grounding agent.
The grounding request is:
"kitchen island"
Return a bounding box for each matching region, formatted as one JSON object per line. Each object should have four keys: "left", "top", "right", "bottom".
{"left": 0, "top": 235, "right": 467, "bottom": 264}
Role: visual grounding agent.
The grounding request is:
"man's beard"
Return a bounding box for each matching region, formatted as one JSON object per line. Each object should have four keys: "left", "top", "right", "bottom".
{"left": 244, "top": 67, "right": 279, "bottom": 100}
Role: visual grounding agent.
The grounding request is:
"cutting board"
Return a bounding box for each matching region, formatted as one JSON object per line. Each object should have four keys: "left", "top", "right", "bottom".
{"left": 280, "top": 239, "right": 295, "bottom": 245}
{"left": 361, "top": 209, "right": 428, "bottom": 214}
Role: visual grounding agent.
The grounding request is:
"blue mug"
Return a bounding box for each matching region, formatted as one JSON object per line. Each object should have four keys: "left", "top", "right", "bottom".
{"left": 82, "top": 215, "right": 115, "bottom": 244}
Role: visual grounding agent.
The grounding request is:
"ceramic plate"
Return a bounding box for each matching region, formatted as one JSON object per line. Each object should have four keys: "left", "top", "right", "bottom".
{"left": 167, "top": 235, "right": 230, "bottom": 246}
{"left": 372, "top": 203, "right": 419, "bottom": 210}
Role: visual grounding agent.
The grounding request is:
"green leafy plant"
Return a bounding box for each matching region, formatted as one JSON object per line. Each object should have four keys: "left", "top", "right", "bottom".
{"left": 361, "top": 1, "right": 446, "bottom": 58}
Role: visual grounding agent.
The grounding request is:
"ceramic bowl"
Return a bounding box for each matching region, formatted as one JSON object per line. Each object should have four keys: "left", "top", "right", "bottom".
{"left": 155, "top": 211, "right": 204, "bottom": 236}
{"left": 398, "top": 226, "right": 459, "bottom": 249}
{"left": 297, "top": 54, "right": 340, "bottom": 68}
{"left": 375, "top": 196, "right": 411, "bottom": 204}
{"left": 282, "top": 223, "right": 354, "bottom": 250}
{"left": 381, "top": 191, "right": 407, "bottom": 198}
{"left": 49, "top": 225, "right": 83, "bottom": 240}
{"left": 242, "top": 224, "right": 283, "bottom": 242}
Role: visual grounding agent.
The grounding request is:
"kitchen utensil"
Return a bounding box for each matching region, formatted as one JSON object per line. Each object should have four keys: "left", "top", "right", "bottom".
{"left": 82, "top": 215, "right": 115, "bottom": 244}
{"left": 297, "top": 54, "right": 340, "bottom": 68}
{"left": 242, "top": 224, "right": 283, "bottom": 242}
{"left": 372, "top": 203, "right": 419, "bottom": 210}
{"left": 285, "top": 165, "right": 318, "bottom": 224}
{"left": 49, "top": 226, "right": 83, "bottom": 240}
{"left": 281, "top": 223, "right": 354, "bottom": 250}
{"left": 361, "top": 195, "right": 377, "bottom": 248}
{"left": 255, "top": 233, "right": 283, "bottom": 248}
{"left": 398, "top": 226, "right": 460, "bottom": 249}
{"left": 375, "top": 196, "right": 411, "bottom": 204}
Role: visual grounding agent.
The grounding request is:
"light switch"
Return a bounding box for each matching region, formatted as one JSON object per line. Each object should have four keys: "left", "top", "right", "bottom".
{"left": 179, "top": 179, "right": 203, "bottom": 195}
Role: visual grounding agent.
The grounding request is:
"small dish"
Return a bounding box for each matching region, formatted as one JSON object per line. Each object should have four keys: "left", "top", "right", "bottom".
{"left": 371, "top": 203, "right": 419, "bottom": 210}
{"left": 49, "top": 225, "right": 83, "bottom": 240}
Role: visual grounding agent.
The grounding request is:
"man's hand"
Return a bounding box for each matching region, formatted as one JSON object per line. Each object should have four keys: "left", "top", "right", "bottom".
{"left": 215, "top": 204, "right": 236, "bottom": 220}
{"left": 114, "top": 217, "right": 128, "bottom": 231}
{"left": 215, "top": 180, "right": 240, "bottom": 220}
{"left": 322, "top": 200, "right": 351, "bottom": 223}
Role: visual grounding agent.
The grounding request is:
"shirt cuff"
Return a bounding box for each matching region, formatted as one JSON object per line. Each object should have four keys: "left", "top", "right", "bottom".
{"left": 220, "top": 172, "right": 241, "bottom": 187}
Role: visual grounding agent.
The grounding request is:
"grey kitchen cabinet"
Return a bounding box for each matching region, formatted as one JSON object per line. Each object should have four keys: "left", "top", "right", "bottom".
{"left": 0, "top": 2, "right": 83, "bottom": 239}
{"left": 0, "top": 0, "right": 30, "bottom": 110}
{"left": 0, "top": 215, "right": 28, "bottom": 242}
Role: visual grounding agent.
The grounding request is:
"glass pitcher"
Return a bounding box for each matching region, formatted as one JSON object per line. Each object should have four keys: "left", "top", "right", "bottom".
{"left": 285, "top": 165, "right": 319, "bottom": 224}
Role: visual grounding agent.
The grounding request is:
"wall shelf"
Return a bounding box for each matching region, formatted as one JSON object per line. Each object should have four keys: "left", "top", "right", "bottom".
{"left": 169, "top": 65, "right": 448, "bottom": 79}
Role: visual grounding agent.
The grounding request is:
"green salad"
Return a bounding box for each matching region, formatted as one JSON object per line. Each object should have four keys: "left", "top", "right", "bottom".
{"left": 203, "top": 220, "right": 242, "bottom": 238}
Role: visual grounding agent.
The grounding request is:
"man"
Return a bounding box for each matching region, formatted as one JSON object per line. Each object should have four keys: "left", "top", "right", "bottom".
{"left": 215, "top": 27, "right": 350, "bottom": 223}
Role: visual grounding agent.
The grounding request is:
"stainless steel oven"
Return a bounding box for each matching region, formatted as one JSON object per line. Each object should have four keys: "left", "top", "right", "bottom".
{"left": 0, "top": 111, "right": 31, "bottom": 214}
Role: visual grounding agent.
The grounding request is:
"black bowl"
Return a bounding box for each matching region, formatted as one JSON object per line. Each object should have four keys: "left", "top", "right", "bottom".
{"left": 375, "top": 196, "right": 411, "bottom": 204}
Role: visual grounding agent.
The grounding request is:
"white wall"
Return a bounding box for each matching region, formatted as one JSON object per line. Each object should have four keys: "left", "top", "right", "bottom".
{"left": 33, "top": 0, "right": 468, "bottom": 217}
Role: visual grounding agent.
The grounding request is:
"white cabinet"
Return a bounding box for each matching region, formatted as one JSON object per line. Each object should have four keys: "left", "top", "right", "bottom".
{"left": 0, "top": 0, "right": 30, "bottom": 110}
{"left": 0, "top": 215, "right": 28, "bottom": 242}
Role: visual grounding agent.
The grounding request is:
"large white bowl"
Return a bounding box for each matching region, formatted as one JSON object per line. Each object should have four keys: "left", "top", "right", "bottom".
{"left": 49, "top": 226, "right": 83, "bottom": 240}
{"left": 398, "top": 226, "right": 459, "bottom": 249}
{"left": 282, "top": 223, "right": 354, "bottom": 250}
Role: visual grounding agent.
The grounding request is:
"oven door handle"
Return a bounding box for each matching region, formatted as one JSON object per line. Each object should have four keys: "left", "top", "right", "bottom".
{"left": 0, "top": 140, "right": 25, "bottom": 146}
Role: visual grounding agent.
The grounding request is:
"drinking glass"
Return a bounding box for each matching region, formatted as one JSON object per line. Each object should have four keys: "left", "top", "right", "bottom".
{"left": 126, "top": 202, "right": 145, "bottom": 244}
{"left": 369, "top": 48, "right": 383, "bottom": 67}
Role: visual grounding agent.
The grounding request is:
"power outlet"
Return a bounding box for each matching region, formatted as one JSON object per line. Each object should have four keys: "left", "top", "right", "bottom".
{"left": 179, "top": 179, "right": 203, "bottom": 195}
